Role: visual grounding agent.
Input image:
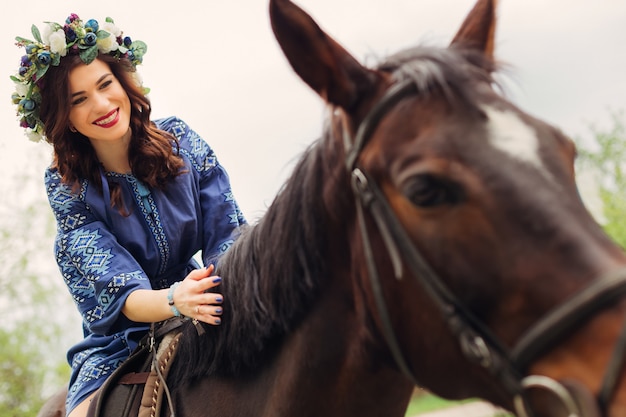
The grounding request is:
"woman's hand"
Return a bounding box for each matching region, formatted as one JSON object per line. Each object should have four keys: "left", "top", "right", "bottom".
{"left": 122, "top": 265, "right": 223, "bottom": 325}
{"left": 172, "top": 264, "right": 223, "bottom": 325}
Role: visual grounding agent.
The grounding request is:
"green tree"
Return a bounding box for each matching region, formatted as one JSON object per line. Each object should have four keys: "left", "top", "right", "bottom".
{"left": 575, "top": 110, "right": 626, "bottom": 246}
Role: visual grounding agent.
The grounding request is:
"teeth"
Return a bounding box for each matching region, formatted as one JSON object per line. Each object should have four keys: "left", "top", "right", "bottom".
{"left": 95, "top": 110, "right": 117, "bottom": 126}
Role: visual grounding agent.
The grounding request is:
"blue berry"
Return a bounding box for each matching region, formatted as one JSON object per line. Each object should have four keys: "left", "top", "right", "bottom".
{"left": 37, "top": 52, "right": 51, "bottom": 65}
{"left": 20, "top": 98, "right": 36, "bottom": 111}
{"left": 85, "top": 19, "right": 99, "bottom": 32}
{"left": 84, "top": 32, "right": 97, "bottom": 46}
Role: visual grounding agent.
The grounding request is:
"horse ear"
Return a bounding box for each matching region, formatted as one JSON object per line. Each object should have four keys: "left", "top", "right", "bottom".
{"left": 269, "top": 0, "right": 381, "bottom": 110}
{"left": 450, "top": 0, "right": 498, "bottom": 59}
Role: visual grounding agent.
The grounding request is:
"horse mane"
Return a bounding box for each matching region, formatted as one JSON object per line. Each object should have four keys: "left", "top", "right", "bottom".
{"left": 170, "top": 137, "right": 345, "bottom": 383}
{"left": 169, "top": 45, "right": 496, "bottom": 385}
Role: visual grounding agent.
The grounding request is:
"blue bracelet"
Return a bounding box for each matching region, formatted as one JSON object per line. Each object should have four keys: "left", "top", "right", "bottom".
{"left": 167, "top": 282, "right": 183, "bottom": 317}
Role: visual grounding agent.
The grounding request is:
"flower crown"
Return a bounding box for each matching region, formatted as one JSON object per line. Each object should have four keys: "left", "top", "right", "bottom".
{"left": 11, "top": 14, "right": 147, "bottom": 142}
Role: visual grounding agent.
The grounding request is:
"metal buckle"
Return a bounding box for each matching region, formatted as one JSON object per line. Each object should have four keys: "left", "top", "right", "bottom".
{"left": 513, "top": 375, "right": 582, "bottom": 417}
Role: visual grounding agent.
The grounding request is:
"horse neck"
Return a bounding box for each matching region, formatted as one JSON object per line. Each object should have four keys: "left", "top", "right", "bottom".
{"left": 178, "top": 280, "right": 415, "bottom": 417}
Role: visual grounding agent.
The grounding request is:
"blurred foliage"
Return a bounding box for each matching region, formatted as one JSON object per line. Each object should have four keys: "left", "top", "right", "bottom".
{"left": 0, "top": 146, "right": 71, "bottom": 417}
{"left": 575, "top": 110, "right": 626, "bottom": 247}
{"left": 0, "top": 322, "right": 69, "bottom": 416}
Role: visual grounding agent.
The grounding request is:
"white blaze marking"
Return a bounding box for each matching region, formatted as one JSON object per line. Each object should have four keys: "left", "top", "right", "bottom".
{"left": 484, "top": 106, "right": 546, "bottom": 173}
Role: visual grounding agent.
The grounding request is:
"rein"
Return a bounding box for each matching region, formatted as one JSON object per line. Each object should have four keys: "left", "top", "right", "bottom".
{"left": 344, "top": 79, "right": 626, "bottom": 416}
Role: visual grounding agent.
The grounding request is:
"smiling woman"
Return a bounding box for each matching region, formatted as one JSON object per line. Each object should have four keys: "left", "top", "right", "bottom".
{"left": 10, "top": 14, "right": 246, "bottom": 417}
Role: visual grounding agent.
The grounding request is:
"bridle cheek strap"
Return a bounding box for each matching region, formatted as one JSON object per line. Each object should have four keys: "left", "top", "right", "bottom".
{"left": 353, "top": 177, "right": 418, "bottom": 386}
{"left": 351, "top": 167, "right": 524, "bottom": 395}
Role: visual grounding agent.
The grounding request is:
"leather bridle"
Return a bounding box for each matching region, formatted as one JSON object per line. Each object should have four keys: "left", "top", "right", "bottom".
{"left": 344, "top": 79, "right": 626, "bottom": 416}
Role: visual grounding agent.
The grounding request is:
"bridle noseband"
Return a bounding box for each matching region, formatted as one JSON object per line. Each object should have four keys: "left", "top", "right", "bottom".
{"left": 344, "top": 79, "right": 626, "bottom": 417}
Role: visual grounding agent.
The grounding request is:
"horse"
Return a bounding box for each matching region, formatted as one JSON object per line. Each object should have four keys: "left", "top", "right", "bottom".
{"left": 39, "top": 0, "right": 626, "bottom": 416}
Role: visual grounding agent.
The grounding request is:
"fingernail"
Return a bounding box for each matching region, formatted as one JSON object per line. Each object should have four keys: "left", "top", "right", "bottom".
{"left": 215, "top": 297, "right": 223, "bottom": 303}
{"left": 215, "top": 318, "right": 221, "bottom": 325}
{"left": 215, "top": 308, "right": 222, "bottom": 315}
{"left": 213, "top": 276, "right": 222, "bottom": 284}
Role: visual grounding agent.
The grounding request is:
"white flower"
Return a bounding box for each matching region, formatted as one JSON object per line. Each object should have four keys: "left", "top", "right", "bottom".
{"left": 14, "top": 81, "right": 29, "bottom": 97}
{"left": 49, "top": 29, "right": 68, "bottom": 57}
{"left": 101, "top": 21, "right": 121, "bottom": 38}
{"left": 41, "top": 23, "right": 55, "bottom": 45}
{"left": 97, "top": 33, "right": 119, "bottom": 54}
{"left": 130, "top": 71, "right": 143, "bottom": 87}
{"left": 97, "top": 21, "right": 122, "bottom": 53}
{"left": 26, "top": 129, "right": 43, "bottom": 143}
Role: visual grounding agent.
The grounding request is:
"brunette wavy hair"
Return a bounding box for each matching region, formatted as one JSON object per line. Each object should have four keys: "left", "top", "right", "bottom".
{"left": 39, "top": 53, "right": 185, "bottom": 213}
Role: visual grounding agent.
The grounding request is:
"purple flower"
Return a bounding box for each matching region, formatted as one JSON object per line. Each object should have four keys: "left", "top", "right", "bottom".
{"left": 123, "top": 36, "right": 132, "bottom": 47}
{"left": 65, "top": 14, "right": 79, "bottom": 24}
{"left": 19, "top": 66, "right": 29, "bottom": 76}
{"left": 20, "top": 55, "right": 31, "bottom": 66}
{"left": 65, "top": 26, "right": 77, "bottom": 42}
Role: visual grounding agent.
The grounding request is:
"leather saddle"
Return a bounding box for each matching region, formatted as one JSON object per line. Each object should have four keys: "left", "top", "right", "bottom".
{"left": 86, "top": 318, "right": 186, "bottom": 417}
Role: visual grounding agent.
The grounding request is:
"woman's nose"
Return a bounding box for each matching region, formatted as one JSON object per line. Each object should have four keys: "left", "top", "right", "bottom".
{"left": 92, "top": 92, "right": 110, "bottom": 109}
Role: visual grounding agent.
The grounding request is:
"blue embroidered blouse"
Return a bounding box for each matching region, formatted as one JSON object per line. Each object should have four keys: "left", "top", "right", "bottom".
{"left": 44, "top": 117, "right": 246, "bottom": 413}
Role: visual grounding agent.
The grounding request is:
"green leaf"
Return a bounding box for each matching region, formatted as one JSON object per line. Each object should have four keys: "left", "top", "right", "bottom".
{"left": 15, "top": 36, "right": 34, "bottom": 44}
{"left": 79, "top": 45, "right": 98, "bottom": 64}
{"left": 96, "top": 30, "right": 111, "bottom": 40}
{"left": 31, "top": 91, "right": 42, "bottom": 103}
{"left": 35, "top": 64, "right": 49, "bottom": 81}
{"left": 131, "top": 40, "right": 148, "bottom": 61}
{"left": 51, "top": 53, "right": 61, "bottom": 67}
{"left": 31, "top": 25, "right": 42, "bottom": 43}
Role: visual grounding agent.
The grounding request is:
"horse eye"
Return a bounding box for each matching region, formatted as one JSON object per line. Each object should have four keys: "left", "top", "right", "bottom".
{"left": 403, "top": 175, "right": 461, "bottom": 207}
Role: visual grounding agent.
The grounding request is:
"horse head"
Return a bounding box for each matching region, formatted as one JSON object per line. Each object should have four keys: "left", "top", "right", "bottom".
{"left": 270, "top": 0, "right": 626, "bottom": 416}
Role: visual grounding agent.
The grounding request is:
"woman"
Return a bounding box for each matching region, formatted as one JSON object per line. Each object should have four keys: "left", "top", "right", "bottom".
{"left": 11, "top": 15, "right": 246, "bottom": 417}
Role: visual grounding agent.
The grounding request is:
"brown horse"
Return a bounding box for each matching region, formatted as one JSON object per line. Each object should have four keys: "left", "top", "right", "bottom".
{"left": 40, "top": 0, "right": 626, "bottom": 416}
{"left": 164, "top": 0, "right": 626, "bottom": 416}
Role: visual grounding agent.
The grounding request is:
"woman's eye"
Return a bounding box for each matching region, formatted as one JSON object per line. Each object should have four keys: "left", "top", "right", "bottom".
{"left": 403, "top": 175, "right": 462, "bottom": 207}
{"left": 100, "top": 80, "right": 112, "bottom": 89}
{"left": 71, "top": 97, "right": 86, "bottom": 106}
